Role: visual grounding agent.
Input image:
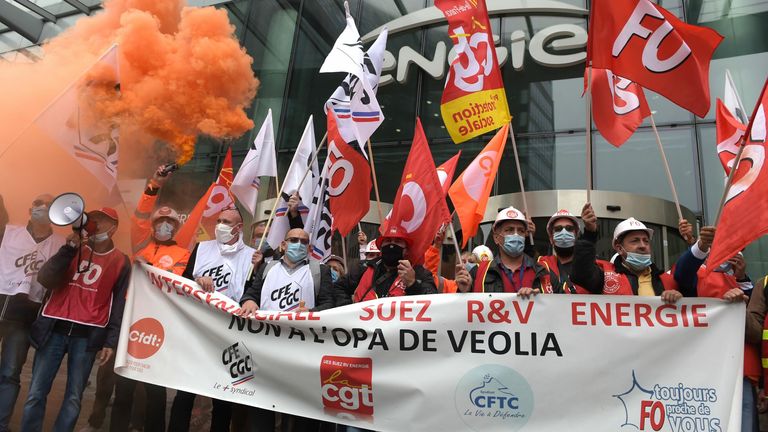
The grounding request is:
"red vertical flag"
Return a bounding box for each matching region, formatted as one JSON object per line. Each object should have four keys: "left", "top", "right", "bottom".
{"left": 436, "top": 152, "right": 461, "bottom": 195}
{"left": 716, "top": 98, "right": 747, "bottom": 175}
{"left": 327, "top": 109, "right": 372, "bottom": 236}
{"left": 383, "top": 118, "right": 451, "bottom": 263}
{"left": 589, "top": 68, "right": 650, "bottom": 147}
{"left": 587, "top": 0, "right": 723, "bottom": 117}
{"left": 705, "top": 78, "right": 768, "bottom": 274}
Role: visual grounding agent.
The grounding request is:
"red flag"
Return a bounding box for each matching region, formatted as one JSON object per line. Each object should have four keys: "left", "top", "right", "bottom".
{"left": 705, "top": 78, "right": 768, "bottom": 274}
{"left": 436, "top": 152, "right": 461, "bottom": 195}
{"left": 716, "top": 98, "right": 747, "bottom": 175}
{"left": 587, "top": 0, "right": 723, "bottom": 117}
{"left": 175, "top": 148, "right": 235, "bottom": 249}
{"left": 327, "top": 109, "right": 372, "bottom": 236}
{"left": 384, "top": 119, "right": 451, "bottom": 263}
{"left": 448, "top": 124, "right": 508, "bottom": 247}
{"left": 589, "top": 68, "right": 650, "bottom": 147}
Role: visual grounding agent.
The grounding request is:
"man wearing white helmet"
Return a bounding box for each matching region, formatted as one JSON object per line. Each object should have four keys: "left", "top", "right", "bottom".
{"left": 455, "top": 206, "right": 551, "bottom": 296}
{"left": 537, "top": 204, "right": 598, "bottom": 294}
{"left": 571, "top": 216, "right": 682, "bottom": 301}
{"left": 471, "top": 245, "right": 493, "bottom": 264}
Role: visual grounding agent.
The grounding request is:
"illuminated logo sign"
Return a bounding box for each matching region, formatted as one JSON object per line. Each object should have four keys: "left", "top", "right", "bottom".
{"left": 360, "top": 0, "right": 588, "bottom": 87}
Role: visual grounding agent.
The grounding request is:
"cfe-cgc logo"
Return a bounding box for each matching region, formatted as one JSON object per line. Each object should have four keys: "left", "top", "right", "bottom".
{"left": 320, "top": 356, "right": 374, "bottom": 417}
{"left": 222, "top": 342, "right": 254, "bottom": 386}
{"left": 455, "top": 364, "right": 534, "bottom": 431}
{"left": 614, "top": 370, "right": 722, "bottom": 431}
{"left": 127, "top": 318, "right": 164, "bottom": 360}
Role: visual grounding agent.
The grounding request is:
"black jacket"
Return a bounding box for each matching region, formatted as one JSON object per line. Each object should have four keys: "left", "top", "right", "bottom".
{"left": 335, "top": 260, "right": 438, "bottom": 307}
{"left": 33, "top": 244, "right": 130, "bottom": 351}
{"left": 240, "top": 259, "right": 335, "bottom": 311}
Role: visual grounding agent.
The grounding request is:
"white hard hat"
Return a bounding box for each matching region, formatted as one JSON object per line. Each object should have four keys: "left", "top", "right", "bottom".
{"left": 363, "top": 240, "right": 380, "bottom": 253}
{"left": 472, "top": 245, "right": 493, "bottom": 262}
{"left": 493, "top": 206, "right": 527, "bottom": 230}
{"left": 546, "top": 209, "right": 579, "bottom": 234}
{"left": 613, "top": 217, "right": 653, "bottom": 243}
{"left": 151, "top": 206, "right": 181, "bottom": 225}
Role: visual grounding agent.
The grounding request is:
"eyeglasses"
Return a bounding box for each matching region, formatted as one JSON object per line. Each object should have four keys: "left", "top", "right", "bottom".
{"left": 552, "top": 225, "right": 576, "bottom": 233}
{"left": 286, "top": 237, "right": 309, "bottom": 245}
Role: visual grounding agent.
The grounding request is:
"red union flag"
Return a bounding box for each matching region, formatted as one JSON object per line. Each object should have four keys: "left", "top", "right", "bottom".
{"left": 437, "top": 151, "right": 461, "bottom": 195}
{"left": 716, "top": 98, "right": 747, "bottom": 175}
{"left": 383, "top": 119, "right": 451, "bottom": 263}
{"left": 327, "top": 109, "right": 372, "bottom": 236}
{"left": 705, "top": 79, "right": 768, "bottom": 275}
{"left": 435, "top": 0, "right": 511, "bottom": 143}
{"left": 589, "top": 68, "right": 650, "bottom": 147}
{"left": 587, "top": 0, "right": 723, "bottom": 117}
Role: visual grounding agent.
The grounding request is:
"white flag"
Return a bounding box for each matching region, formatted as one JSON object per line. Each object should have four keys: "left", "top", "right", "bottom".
{"left": 266, "top": 117, "right": 318, "bottom": 249}
{"left": 724, "top": 69, "right": 748, "bottom": 124}
{"left": 36, "top": 45, "right": 120, "bottom": 191}
{"left": 306, "top": 157, "right": 334, "bottom": 262}
{"left": 231, "top": 109, "right": 278, "bottom": 216}
{"left": 321, "top": 3, "right": 387, "bottom": 151}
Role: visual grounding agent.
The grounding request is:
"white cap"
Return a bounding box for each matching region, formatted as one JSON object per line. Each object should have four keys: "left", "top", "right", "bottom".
{"left": 493, "top": 206, "right": 527, "bottom": 230}
{"left": 472, "top": 245, "right": 493, "bottom": 262}
{"left": 546, "top": 209, "right": 579, "bottom": 234}
{"left": 363, "top": 240, "right": 380, "bottom": 253}
{"left": 613, "top": 217, "right": 653, "bottom": 242}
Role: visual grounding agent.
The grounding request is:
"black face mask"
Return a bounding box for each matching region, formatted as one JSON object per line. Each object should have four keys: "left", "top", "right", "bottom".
{"left": 381, "top": 244, "right": 404, "bottom": 267}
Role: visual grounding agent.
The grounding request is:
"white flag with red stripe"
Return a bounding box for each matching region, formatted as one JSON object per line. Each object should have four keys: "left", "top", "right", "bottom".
{"left": 231, "top": 109, "right": 278, "bottom": 216}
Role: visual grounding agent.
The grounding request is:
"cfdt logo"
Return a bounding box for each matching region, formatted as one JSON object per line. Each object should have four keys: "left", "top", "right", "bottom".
{"left": 127, "top": 318, "right": 164, "bottom": 359}
{"left": 614, "top": 370, "right": 721, "bottom": 431}
{"left": 455, "top": 364, "right": 534, "bottom": 431}
{"left": 320, "top": 356, "right": 374, "bottom": 416}
{"left": 222, "top": 342, "right": 254, "bottom": 386}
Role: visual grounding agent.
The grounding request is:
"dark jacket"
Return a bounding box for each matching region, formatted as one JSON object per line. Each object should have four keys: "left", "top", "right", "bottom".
{"left": 33, "top": 244, "right": 130, "bottom": 352}
{"left": 335, "top": 259, "right": 438, "bottom": 307}
{"left": 240, "top": 259, "right": 335, "bottom": 311}
{"left": 469, "top": 254, "right": 549, "bottom": 293}
{"left": 0, "top": 294, "right": 41, "bottom": 326}
{"left": 571, "top": 238, "right": 691, "bottom": 297}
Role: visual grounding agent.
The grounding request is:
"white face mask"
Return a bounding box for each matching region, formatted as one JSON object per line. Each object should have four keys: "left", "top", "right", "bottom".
{"left": 92, "top": 229, "right": 112, "bottom": 244}
{"left": 215, "top": 223, "right": 236, "bottom": 244}
{"left": 154, "top": 221, "right": 175, "bottom": 242}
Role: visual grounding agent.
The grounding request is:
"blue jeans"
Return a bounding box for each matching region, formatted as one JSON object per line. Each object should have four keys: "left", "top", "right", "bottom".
{"left": 743, "top": 378, "right": 757, "bottom": 432}
{"left": 0, "top": 322, "right": 31, "bottom": 432}
{"left": 20, "top": 332, "right": 97, "bottom": 432}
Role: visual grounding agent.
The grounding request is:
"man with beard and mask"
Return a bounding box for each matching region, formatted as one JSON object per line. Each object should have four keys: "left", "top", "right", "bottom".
{"left": 536, "top": 205, "right": 598, "bottom": 294}
{"left": 169, "top": 206, "right": 255, "bottom": 432}
{"left": 571, "top": 217, "right": 686, "bottom": 300}
{"left": 0, "top": 194, "right": 65, "bottom": 431}
{"left": 335, "top": 226, "right": 437, "bottom": 306}
{"left": 454, "top": 207, "right": 550, "bottom": 296}
{"left": 21, "top": 208, "right": 129, "bottom": 432}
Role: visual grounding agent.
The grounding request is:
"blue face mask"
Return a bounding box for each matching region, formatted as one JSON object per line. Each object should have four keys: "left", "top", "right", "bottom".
{"left": 464, "top": 262, "right": 477, "bottom": 273}
{"left": 717, "top": 261, "right": 733, "bottom": 274}
{"left": 285, "top": 242, "right": 308, "bottom": 263}
{"left": 553, "top": 230, "right": 576, "bottom": 248}
{"left": 624, "top": 251, "right": 652, "bottom": 270}
{"left": 330, "top": 269, "right": 339, "bottom": 282}
{"left": 502, "top": 234, "right": 525, "bottom": 257}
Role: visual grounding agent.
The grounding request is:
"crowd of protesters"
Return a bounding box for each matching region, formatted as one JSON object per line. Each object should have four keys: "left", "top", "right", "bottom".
{"left": 0, "top": 164, "right": 761, "bottom": 432}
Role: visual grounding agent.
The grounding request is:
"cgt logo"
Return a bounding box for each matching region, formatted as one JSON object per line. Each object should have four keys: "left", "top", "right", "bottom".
{"left": 127, "top": 318, "right": 164, "bottom": 359}
{"left": 222, "top": 342, "right": 254, "bottom": 386}
{"left": 320, "top": 356, "right": 374, "bottom": 416}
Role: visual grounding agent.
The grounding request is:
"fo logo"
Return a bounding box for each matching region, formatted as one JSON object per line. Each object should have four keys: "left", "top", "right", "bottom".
{"left": 127, "top": 318, "right": 164, "bottom": 359}
{"left": 455, "top": 364, "right": 534, "bottom": 431}
{"left": 222, "top": 342, "right": 254, "bottom": 386}
{"left": 320, "top": 356, "right": 374, "bottom": 416}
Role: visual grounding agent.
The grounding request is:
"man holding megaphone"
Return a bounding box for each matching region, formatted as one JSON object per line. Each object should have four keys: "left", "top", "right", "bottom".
{"left": 20, "top": 205, "right": 130, "bottom": 432}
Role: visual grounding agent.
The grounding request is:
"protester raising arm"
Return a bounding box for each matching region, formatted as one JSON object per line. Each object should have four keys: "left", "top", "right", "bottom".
{"left": 569, "top": 204, "right": 603, "bottom": 294}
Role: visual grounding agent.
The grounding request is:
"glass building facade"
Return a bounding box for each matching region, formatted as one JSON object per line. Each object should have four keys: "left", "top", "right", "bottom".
{"left": 3, "top": 0, "right": 768, "bottom": 274}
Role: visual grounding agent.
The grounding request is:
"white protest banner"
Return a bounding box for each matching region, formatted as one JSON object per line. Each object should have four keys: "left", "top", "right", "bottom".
{"left": 116, "top": 264, "right": 744, "bottom": 432}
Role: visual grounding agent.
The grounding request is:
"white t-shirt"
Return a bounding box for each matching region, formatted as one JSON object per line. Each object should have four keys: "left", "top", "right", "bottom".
{"left": 0, "top": 225, "right": 65, "bottom": 302}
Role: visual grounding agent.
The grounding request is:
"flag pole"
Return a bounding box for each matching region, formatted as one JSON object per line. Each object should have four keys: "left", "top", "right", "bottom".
{"left": 649, "top": 112, "right": 684, "bottom": 221}
{"left": 257, "top": 131, "right": 328, "bottom": 252}
{"left": 508, "top": 123, "right": 535, "bottom": 245}
{"left": 585, "top": 64, "right": 593, "bottom": 203}
{"left": 341, "top": 233, "right": 349, "bottom": 270}
{"left": 366, "top": 139, "right": 386, "bottom": 226}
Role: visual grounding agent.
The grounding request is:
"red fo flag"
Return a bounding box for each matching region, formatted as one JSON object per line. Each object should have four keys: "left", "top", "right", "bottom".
{"left": 436, "top": 151, "right": 461, "bottom": 195}
{"left": 383, "top": 119, "right": 451, "bottom": 263}
{"left": 175, "top": 148, "right": 235, "bottom": 249}
{"left": 327, "top": 109, "right": 372, "bottom": 236}
{"left": 716, "top": 98, "right": 747, "bottom": 175}
{"left": 705, "top": 79, "right": 768, "bottom": 275}
{"left": 587, "top": 0, "right": 723, "bottom": 117}
{"left": 589, "top": 68, "right": 650, "bottom": 147}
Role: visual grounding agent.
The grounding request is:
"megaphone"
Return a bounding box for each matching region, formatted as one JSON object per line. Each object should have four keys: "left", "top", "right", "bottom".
{"left": 49, "top": 193, "right": 90, "bottom": 230}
